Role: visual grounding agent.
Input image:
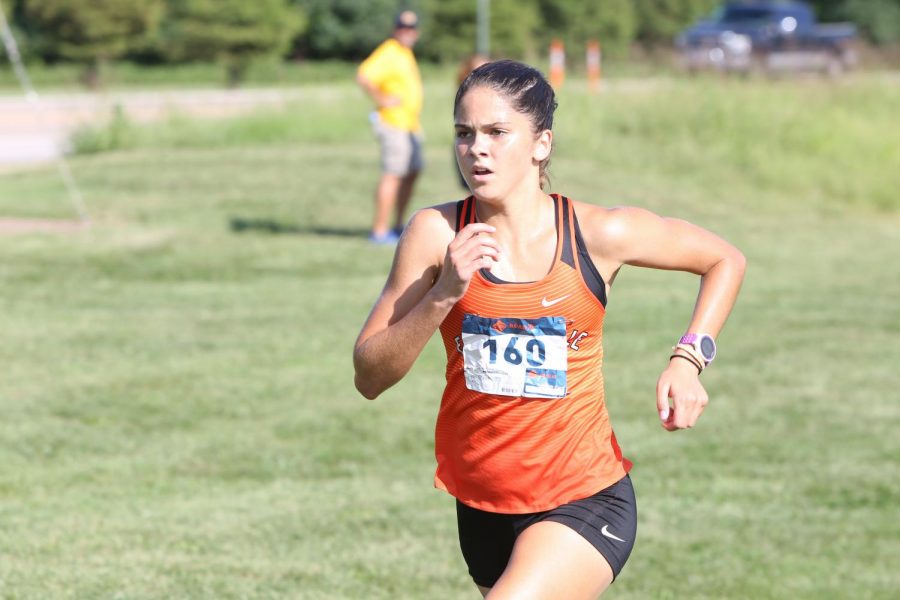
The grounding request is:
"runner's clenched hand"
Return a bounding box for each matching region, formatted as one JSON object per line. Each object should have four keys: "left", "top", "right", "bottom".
{"left": 432, "top": 223, "right": 500, "bottom": 303}
{"left": 656, "top": 358, "right": 709, "bottom": 431}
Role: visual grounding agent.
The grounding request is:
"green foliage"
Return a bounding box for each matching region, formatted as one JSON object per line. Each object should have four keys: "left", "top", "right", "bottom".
{"left": 839, "top": 0, "right": 900, "bottom": 44}
{"left": 295, "top": 0, "right": 397, "bottom": 60}
{"left": 490, "top": 0, "right": 541, "bottom": 59}
{"left": 419, "top": 0, "right": 635, "bottom": 63}
{"left": 162, "top": 0, "right": 302, "bottom": 85}
{"left": 2, "top": 0, "right": 34, "bottom": 61}
{"left": 419, "top": 0, "right": 540, "bottom": 62}
{"left": 9, "top": 0, "right": 900, "bottom": 72}
{"left": 414, "top": 0, "right": 476, "bottom": 61}
{"left": 293, "top": 1, "right": 308, "bottom": 40}
{"left": 809, "top": 0, "right": 852, "bottom": 21}
{"left": 634, "top": 0, "right": 720, "bottom": 43}
{"left": 23, "top": 0, "right": 163, "bottom": 64}
{"left": 530, "top": 0, "right": 637, "bottom": 60}
{"left": 69, "top": 104, "right": 137, "bottom": 154}
{"left": 574, "top": 0, "right": 637, "bottom": 58}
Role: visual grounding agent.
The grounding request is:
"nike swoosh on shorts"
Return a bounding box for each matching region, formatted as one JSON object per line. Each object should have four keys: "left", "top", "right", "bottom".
{"left": 600, "top": 524, "right": 626, "bottom": 543}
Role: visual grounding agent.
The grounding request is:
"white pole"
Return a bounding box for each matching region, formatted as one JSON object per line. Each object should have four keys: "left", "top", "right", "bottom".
{"left": 0, "top": 0, "right": 89, "bottom": 222}
{"left": 477, "top": 0, "right": 490, "bottom": 56}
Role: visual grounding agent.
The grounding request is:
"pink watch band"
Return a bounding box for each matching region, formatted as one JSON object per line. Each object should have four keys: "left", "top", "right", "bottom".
{"left": 679, "top": 333, "right": 699, "bottom": 345}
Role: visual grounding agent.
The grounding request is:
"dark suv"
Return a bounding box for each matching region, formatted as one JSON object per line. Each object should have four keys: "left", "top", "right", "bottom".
{"left": 676, "top": 1, "right": 857, "bottom": 76}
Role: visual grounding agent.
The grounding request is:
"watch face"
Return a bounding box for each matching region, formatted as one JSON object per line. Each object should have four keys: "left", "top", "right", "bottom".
{"left": 700, "top": 336, "right": 716, "bottom": 361}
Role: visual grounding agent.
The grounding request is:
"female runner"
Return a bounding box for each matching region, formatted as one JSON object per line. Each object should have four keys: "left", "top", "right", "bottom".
{"left": 353, "top": 60, "right": 745, "bottom": 599}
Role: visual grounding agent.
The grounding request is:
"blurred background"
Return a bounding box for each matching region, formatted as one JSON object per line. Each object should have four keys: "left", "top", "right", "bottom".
{"left": 1, "top": 0, "right": 899, "bottom": 168}
{"left": 1, "top": 0, "right": 898, "bottom": 90}
{"left": 0, "top": 1, "right": 898, "bottom": 599}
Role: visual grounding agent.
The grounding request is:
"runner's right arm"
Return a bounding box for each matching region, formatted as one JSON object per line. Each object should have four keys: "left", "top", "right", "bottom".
{"left": 354, "top": 209, "right": 500, "bottom": 399}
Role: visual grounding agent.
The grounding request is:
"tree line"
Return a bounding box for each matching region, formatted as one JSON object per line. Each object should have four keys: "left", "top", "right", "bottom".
{"left": 302, "top": 0, "right": 897, "bottom": 60}
{"left": 3, "top": 0, "right": 898, "bottom": 85}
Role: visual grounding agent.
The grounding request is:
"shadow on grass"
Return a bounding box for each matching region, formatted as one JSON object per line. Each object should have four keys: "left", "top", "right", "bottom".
{"left": 229, "top": 217, "right": 368, "bottom": 238}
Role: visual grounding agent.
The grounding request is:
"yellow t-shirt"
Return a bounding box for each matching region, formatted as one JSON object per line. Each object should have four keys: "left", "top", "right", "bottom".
{"left": 358, "top": 38, "right": 423, "bottom": 132}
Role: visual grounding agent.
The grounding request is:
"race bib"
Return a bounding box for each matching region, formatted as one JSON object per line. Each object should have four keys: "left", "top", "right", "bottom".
{"left": 461, "top": 314, "right": 568, "bottom": 399}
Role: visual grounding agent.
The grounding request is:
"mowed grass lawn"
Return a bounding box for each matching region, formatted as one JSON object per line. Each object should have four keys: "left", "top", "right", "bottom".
{"left": 0, "top": 73, "right": 898, "bottom": 599}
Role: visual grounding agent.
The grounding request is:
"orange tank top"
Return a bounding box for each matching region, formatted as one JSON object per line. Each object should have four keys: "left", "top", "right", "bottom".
{"left": 435, "top": 194, "right": 631, "bottom": 513}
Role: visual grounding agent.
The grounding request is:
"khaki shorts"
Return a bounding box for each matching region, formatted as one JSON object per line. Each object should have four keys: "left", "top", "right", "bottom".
{"left": 373, "top": 120, "right": 423, "bottom": 176}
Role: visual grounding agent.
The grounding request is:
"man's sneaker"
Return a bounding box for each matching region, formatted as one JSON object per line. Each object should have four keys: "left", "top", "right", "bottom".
{"left": 368, "top": 230, "right": 400, "bottom": 245}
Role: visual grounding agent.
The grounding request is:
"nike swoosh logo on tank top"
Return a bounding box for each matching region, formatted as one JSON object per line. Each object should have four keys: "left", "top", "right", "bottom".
{"left": 541, "top": 294, "right": 570, "bottom": 307}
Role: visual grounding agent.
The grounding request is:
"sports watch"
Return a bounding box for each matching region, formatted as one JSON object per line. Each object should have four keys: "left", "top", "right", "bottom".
{"left": 676, "top": 333, "right": 717, "bottom": 367}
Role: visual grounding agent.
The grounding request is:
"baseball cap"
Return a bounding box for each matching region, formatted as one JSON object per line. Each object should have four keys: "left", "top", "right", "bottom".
{"left": 395, "top": 10, "right": 418, "bottom": 29}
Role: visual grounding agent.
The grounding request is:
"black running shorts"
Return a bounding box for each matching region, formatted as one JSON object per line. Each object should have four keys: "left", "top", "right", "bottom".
{"left": 456, "top": 475, "right": 637, "bottom": 588}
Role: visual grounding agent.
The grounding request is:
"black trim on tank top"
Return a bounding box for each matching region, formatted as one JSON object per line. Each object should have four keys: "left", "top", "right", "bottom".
{"left": 455, "top": 199, "right": 465, "bottom": 232}
{"left": 479, "top": 195, "right": 561, "bottom": 284}
{"left": 559, "top": 196, "right": 575, "bottom": 268}
{"left": 572, "top": 209, "right": 608, "bottom": 307}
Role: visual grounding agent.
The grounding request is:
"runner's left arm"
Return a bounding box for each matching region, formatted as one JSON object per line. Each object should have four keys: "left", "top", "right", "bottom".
{"left": 584, "top": 205, "right": 746, "bottom": 430}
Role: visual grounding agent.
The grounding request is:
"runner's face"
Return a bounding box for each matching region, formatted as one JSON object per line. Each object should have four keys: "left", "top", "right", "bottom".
{"left": 454, "top": 86, "right": 549, "bottom": 201}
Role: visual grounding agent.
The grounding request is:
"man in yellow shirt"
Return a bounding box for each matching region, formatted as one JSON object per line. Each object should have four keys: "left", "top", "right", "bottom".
{"left": 357, "top": 10, "right": 424, "bottom": 244}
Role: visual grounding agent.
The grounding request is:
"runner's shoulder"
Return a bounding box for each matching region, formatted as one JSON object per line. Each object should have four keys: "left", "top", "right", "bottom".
{"left": 570, "top": 200, "right": 668, "bottom": 261}
{"left": 406, "top": 201, "right": 461, "bottom": 239}
{"left": 399, "top": 200, "right": 462, "bottom": 260}
{"left": 572, "top": 200, "right": 658, "bottom": 242}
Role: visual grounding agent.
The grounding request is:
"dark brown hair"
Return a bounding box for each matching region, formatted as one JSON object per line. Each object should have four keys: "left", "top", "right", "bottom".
{"left": 454, "top": 60, "right": 558, "bottom": 188}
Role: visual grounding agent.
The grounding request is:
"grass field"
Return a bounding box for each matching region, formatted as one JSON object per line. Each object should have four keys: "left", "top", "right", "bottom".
{"left": 0, "top": 58, "right": 673, "bottom": 92}
{"left": 0, "top": 73, "right": 898, "bottom": 599}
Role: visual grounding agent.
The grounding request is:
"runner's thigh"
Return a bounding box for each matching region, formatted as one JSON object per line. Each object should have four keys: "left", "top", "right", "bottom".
{"left": 487, "top": 520, "right": 613, "bottom": 600}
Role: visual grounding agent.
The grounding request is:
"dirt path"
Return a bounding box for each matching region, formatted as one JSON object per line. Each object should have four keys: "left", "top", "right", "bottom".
{"left": 0, "top": 88, "right": 311, "bottom": 170}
